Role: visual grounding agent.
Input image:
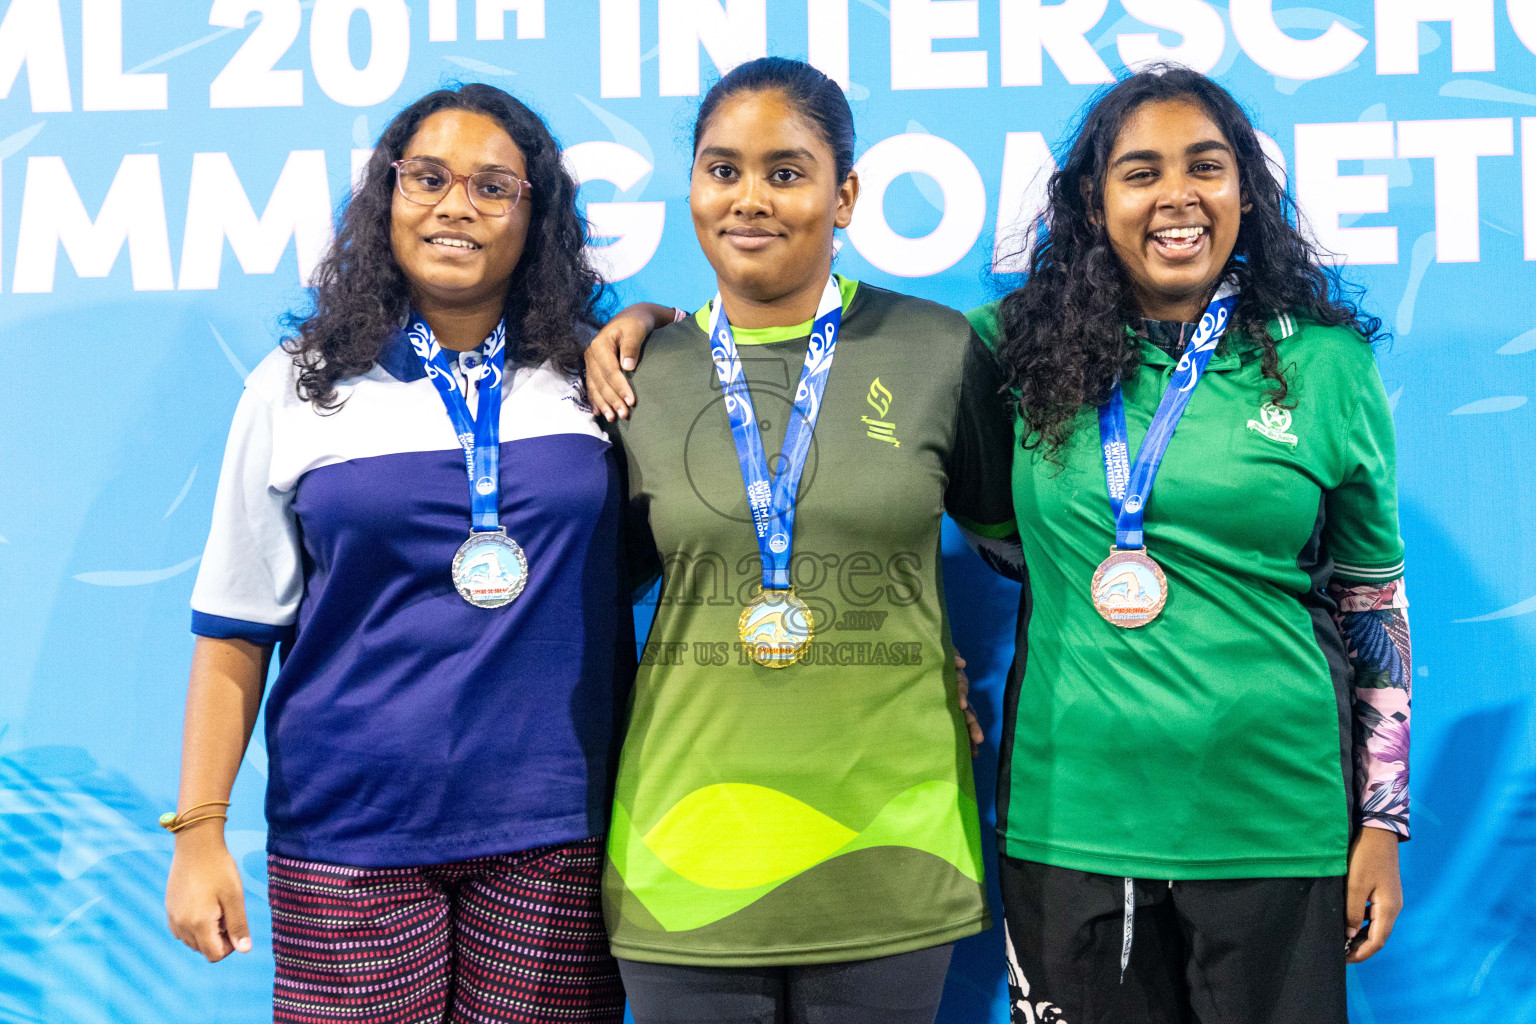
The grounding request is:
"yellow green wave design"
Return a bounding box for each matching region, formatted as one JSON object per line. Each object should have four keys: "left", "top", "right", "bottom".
{"left": 609, "top": 780, "right": 984, "bottom": 932}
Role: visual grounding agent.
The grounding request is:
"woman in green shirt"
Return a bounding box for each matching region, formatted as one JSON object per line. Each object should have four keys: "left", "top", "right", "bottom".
{"left": 973, "top": 66, "right": 1410, "bottom": 1024}
{"left": 597, "top": 57, "right": 1016, "bottom": 1024}
{"left": 590, "top": 65, "right": 1411, "bottom": 1024}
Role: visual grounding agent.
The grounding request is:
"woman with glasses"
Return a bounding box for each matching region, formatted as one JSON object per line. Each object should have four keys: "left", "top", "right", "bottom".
{"left": 163, "top": 84, "right": 628, "bottom": 1024}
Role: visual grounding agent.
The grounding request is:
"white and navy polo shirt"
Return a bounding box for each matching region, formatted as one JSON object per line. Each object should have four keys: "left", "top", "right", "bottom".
{"left": 190, "top": 324, "right": 629, "bottom": 868}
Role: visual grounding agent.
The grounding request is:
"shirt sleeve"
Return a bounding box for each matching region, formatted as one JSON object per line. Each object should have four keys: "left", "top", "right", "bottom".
{"left": 1324, "top": 353, "right": 1405, "bottom": 585}
{"left": 1330, "top": 577, "right": 1412, "bottom": 838}
{"left": 945, "top": 328, "right": 1018, "bottom": 540}
{"left": 605, "top": 421, "right": 662, "bottom": 599}
{"left": 964, "top": 300, "right": 1005, "bottom": 356}
{"left": 189, "top": 385, "right": 302, "bottom": 644}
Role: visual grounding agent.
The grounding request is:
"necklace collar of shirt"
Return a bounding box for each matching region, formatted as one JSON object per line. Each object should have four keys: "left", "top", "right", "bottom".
{"left": 1131, "top": 317, "right": 1246, "bottom": 374}
{"left": 691, "top": 275, "right": 861, "bottom": 345}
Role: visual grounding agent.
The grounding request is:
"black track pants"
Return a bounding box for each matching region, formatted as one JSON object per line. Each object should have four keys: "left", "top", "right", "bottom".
{"left": 998, "top": 855, "right": 1347, "bottom": 1024}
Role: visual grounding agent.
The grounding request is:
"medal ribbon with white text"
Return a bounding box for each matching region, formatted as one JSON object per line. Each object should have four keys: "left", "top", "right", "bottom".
{"left": 405, "top": 313, "right": 508, "bottom": 533}
{"left": 1097, "top": 283, "right": 1239, "bottom": 549}
{"left": 708, "top": 277, "right": 844, "bottom": 591}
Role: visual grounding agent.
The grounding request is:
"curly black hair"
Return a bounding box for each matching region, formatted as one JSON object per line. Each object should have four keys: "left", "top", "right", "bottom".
{"left": 286, "top": 83, "right": 605, "bottom": 408}
{"left": 995, "top": 65, "right": 1383, "bottom": 459}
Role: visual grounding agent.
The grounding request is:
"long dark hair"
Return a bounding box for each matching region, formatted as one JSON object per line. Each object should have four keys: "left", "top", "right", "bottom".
{"left": 286, "top": 83, "right": 604, "bottom": 408}
{"left": 694, "top": 57, "right": 855, "bottom": 182}
{"left": 995, "top": 65, "right": 1383, "bottom": 459}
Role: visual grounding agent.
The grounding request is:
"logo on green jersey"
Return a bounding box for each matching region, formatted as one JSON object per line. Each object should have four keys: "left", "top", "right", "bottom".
{"left": 1247, "top": 401, "right": 1298, "bottom": 447}
{"left": 862, "top": 377, "right": 900, "bottom": 447}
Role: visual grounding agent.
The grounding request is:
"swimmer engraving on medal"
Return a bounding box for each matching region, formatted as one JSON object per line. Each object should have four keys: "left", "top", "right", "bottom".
{"left": 461, "top": 549, "right": 515, "bottom": 591}
{"left": 1095, "top": 567, "right": 1157, "bottom": 610}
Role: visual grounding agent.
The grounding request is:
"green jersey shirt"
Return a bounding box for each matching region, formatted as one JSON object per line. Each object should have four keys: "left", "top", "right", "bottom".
{"left": 970, "top": 302, "right": 1404, "bottom": 880}
{"left": 604, "top": 280, "right": 1015, "bottom": 965}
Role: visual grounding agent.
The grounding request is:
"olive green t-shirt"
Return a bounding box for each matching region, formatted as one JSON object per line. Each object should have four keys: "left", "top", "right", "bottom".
{"left": 969, "top": 301, "right": 1404, "bottom": 879}
{"left": 603, "top": 280, "right": 1015, "bottom": 965}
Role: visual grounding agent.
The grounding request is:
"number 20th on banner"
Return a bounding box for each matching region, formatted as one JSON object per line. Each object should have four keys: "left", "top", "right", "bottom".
{"left": 213, "top": 0, "right": 419, "bottom": 109}
{"left": 205, "top": 0, "right": 541, "bottom": 108}
{"left": 0, "top": 0, "right": 464, "bottom": 111}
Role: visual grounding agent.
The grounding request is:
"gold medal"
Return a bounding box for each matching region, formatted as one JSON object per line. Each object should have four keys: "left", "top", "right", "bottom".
{"left": 738, "top": 587, "right": 815, "bottom": 668}
{"left": 1090, "top": 548, "right": 1167, "bottom": 628}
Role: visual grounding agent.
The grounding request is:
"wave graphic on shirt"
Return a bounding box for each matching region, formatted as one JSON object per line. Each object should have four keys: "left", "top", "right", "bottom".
{"left": 608, "top": 780, "right": 984, "bottom": 932}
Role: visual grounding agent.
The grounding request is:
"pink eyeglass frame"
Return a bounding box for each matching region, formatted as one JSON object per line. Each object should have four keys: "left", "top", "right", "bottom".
{"left": 390, "top": 158, "right": 533, "bottom": 216}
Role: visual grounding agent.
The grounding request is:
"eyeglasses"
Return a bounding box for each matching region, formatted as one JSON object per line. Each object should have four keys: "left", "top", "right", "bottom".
{"left": 391, "top": 158, "right": 532, "bottom": 216}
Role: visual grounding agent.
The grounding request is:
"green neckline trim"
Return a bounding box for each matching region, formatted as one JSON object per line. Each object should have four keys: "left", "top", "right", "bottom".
{"left": 1129, "top": 312, "right": 1299, "bottom": 371}
{"left": 692, "top": 275, "right": 859, "bottom": 345}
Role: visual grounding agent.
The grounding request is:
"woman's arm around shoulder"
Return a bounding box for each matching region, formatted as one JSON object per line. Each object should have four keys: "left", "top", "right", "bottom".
{"left": 947, "top": 319, "right": 1025, "bottom": 583}
{"left": 585, "top": 303, "right": 686, "bottom": 422}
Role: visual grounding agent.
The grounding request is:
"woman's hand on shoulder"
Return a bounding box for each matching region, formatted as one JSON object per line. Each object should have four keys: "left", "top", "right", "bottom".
{"left": 1345, "top": 825, "right": 1403, "bottom": 963}
{"left": 165, "top": 828, "right": 252, "bottom": 963}
{"left": 586, "top": 302, "right": 676, "bottom": 421}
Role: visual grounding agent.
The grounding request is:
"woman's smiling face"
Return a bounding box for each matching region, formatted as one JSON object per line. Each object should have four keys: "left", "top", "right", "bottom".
{"left": 1098, "top": 97, "right": 1249, "bottom": 323}
{"left": 689, "top": 89, "right": 858, "bottom": 319}
{"left": 389, "top": 108, "right": 531, "bottom": 313}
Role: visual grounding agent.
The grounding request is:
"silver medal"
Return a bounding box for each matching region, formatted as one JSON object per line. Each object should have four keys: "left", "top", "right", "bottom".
{"left": 451, "top": 528, "right": 528, "bottom": 608}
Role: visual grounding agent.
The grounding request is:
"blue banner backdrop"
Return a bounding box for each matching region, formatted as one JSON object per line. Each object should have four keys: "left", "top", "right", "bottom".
{"left": 1, "top": 2, "right": 1533, "bottom": 1021}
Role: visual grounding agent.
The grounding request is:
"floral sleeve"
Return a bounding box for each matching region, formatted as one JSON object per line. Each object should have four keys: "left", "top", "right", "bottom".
{"left": 1328, "top": 577, "right": 1411, "bottom": 838}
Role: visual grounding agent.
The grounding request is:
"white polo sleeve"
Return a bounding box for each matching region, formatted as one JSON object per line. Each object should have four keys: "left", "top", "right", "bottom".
{"left": 189, "top": 378, "right": 302, "bottom": 644}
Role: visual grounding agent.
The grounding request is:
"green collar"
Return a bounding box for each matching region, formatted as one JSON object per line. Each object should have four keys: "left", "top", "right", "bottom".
{"left": 1132, "top": 332, "right": 1243, "bottom": 373}
{"left": 692, "top": 275, "right": 860, "bottom": 345}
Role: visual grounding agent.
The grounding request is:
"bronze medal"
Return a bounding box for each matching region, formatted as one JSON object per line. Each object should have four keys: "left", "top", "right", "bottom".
{"left": 1090, "top": 547, "right": 1168, "bottom": 628}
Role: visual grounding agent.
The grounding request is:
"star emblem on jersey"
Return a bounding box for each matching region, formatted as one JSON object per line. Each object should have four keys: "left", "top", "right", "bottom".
{"left": 861, "top": 377, "right": 900, "bottom": 447}
{"left": 1247, "top": 401, "right": 1298, "bottom": 447}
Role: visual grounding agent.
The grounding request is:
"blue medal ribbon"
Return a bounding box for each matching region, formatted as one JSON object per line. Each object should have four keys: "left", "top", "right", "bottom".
{"left": 1098, "top": 283, "right": 1239, "bottom": 550}
{"left": 405, "top": 313, "right": 508, "bottom": 533}
{"left": 708, "top": 277, "right": 844, "bottom": 591}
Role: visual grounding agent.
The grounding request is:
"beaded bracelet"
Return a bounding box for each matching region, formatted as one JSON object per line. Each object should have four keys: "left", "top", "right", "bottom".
{"left": 158, "top": 800, "right": 230, "bottom": 833}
